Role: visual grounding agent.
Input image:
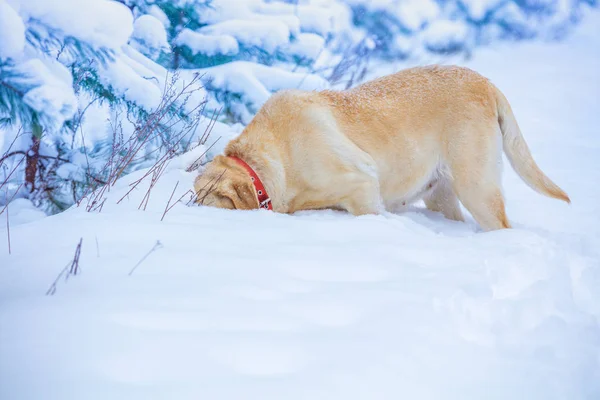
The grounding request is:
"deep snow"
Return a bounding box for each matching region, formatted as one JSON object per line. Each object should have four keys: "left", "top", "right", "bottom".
{"left": 1, "top": 10, "right": 600, "bottom": 400}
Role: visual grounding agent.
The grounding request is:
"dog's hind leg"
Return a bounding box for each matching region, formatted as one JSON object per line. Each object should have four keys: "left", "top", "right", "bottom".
{"left": 454, "top": 181, "right": 510, "bottom": 231}
{"left": 447, "top": 124, "right": 511, "bottom": 231}
{"left": 424, "top": 179, "right": 464, "bottom": 222}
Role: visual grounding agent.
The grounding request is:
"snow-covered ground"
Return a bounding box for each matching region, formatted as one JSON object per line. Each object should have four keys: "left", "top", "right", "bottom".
{"left": 1, "top": 11, "right": 600, "bottom": 400}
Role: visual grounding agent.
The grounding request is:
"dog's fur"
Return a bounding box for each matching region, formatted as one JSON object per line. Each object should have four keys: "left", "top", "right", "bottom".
{"left": 194, "top": 65, "right": 570, "bottom": 231}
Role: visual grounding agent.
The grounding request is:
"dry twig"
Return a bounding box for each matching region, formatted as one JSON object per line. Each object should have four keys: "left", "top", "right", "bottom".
{"left": 46, "top": 238, "right": 84, "bottom": 296}
{"left": 129, "top": 240, "right": 163, "bottom": 276}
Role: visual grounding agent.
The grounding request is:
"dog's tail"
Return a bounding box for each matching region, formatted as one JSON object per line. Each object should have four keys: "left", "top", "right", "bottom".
{"left": 494, "top": 85, "right": 570, "bottom": 203}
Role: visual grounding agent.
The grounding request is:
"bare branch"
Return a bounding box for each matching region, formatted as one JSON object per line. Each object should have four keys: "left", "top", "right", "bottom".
{"left": 46, "top": 238, "right": 84, "bottom": 296}
{"left": 185, "top": 136, "right": 221, "bottom": 173}
{"left": 128, "top": 240, "right": 163, "bottom": 276}
{"left": 161, "top": 181, "right": 179, "bottom": 222}
{"left": 5, "top": 192, "right": 11, "bottom": 255}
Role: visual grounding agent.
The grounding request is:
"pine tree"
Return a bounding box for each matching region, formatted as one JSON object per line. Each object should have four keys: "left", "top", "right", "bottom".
{"left": 0, "top": 0, "right": 199, "bottom": 212}
{"left": 123, "top": 0, "right": 330, "bottom": 123}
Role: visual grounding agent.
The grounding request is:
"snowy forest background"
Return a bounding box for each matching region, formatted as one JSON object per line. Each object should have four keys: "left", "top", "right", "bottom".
{"left": 1, "top": 0, "right": 598, "bottom": 214}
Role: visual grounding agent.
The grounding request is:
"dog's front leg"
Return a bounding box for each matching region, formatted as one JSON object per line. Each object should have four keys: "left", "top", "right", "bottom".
{"left": 339, "top": 174, "right": 384, "bottom": 216}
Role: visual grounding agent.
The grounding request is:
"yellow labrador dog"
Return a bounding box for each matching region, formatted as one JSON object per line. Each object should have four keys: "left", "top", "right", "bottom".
{"left": 194, "top": 65, "right": 569, "bottom": 231}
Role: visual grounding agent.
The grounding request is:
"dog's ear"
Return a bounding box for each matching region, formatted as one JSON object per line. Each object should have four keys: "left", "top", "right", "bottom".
{"left": 225, "top": 178, "right": 259, "bottom": 210}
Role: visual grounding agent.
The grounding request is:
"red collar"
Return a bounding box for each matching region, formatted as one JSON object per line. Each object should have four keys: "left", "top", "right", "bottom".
{"left": 228, "top": 156, "right": 273, "bottom": 210}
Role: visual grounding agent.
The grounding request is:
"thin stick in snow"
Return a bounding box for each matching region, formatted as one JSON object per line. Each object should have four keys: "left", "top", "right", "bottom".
{"left": 164, "top": 189, "right": 195, "bottom": 216}
{"left": 95, "top": 236, "right": 100, "bottom": 258}
{"left": 0, "top": 182, "right": 24, "bottom": 217}
{"left": 6, "top": 200, "right": 11, "bottom": 255}
{"left": 68, "top": 238, "right": 83, "bottom": 276}
{"left": 46, "top": 238, "right": 83, "bottom": 296}
{"left": 185, "top": 136, "right": 221, "bottom": 173}
{"left": 0, "top": 157, "right": 25, "bottom": 198}
{"left": 161, "top": 181, "right": 179, "bottom": 221}
{"left": 128, "top": 241, "right": 163, "bottom": 276}
{"left": 46, "top": 262, "right": 70, "bottom": 296}
{"left": 185, "top": 190, "right": 200, "bottom": 206}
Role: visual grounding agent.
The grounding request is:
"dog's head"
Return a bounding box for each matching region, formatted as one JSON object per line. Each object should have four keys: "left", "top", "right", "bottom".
{"left": 193, "top": 155, "right": 260, "bottom": 210}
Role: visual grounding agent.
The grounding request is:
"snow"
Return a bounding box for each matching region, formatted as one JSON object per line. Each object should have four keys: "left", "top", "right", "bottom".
{"left": 283, "top": 33, "right": 326, "bottom": 61}
{"left": 146, "top": 4, "right": 170, "bottom": 28}
{"left": 347, "top": 0, "right": 441, "bottom": 32}
{"left": 96, "top": 53, "right": 163, "bottom": 111}
{"left": 201, "top": 62, "right": 328, "bottom": 97}
{"left": 172, "top": 1, "right": 333, "bottom": 59}
{"left": 97, "top": 46, "right": 207, "bottom": 115}
{"left": 253, "top": 1, "right": 336, "bottom": 37}
{"left": 395, "top": 0, "right": 441, "bottom": 31}
{"left": 2, "top": 198, "right": 46, "bottom": 225}
{"left": 15, "top": 59, "right": 77, "bottom": 130}
{"left": 459, "top": 0, "right": 506, "bottom": 22}
{"left": 390, "top": 34, "right": 416, "bottom": 57}
{"left": 17, "top": 0, "right": 133, "bottom": 50}
{"left": 175, "top": 29, "right": 239, "bottom": 57}
{"left": 167, "top": 0, "right": 334, "bottom": 123}
{"left": 199, "top": 0, "right": 301, "bottom": 38}
{"left": 131, "top": 14, "right": 170, "bottom": 57}
{"left": 492, "top": 2, "right": 534, "bottom": 37}
{"left": 294, "top": 5, "right": 336, "bottom": 36}
{"left": 0, "top": 0, "right": 25, "bottom": 60}
{"left": 2, "top": 10, "right": 600, "bottom": 400}
{"left": 198, "top": 61, "right": 328, "bottom": 123}
{"left": 200, "top": 20, "right": 292, "bottom": 54}
{"left": 422, "top": 20, "right": 470, "bottom": 53}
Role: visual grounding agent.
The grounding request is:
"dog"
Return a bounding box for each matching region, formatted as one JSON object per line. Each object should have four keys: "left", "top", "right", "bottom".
{"left": 193, "top": 65, "right": 569, "bottom": 231}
